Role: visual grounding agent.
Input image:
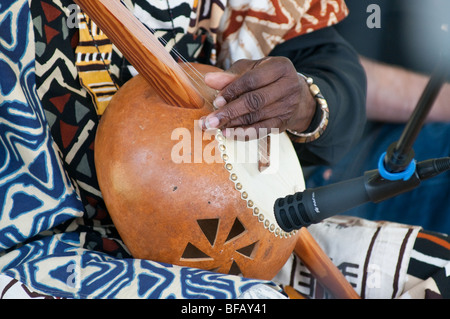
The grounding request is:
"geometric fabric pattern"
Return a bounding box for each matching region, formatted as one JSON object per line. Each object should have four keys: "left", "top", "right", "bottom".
{"left": 0, "top": 0, "right": 279, "bottom": 299}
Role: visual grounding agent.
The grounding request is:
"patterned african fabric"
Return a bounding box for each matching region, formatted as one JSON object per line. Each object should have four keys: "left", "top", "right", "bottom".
{"left": 30, "top": 0, "right": 127, "bottom": 260}
{"left": 2, "top": 0, "right": 449, "bottom": 300}
{"left": 0, "top": 0, "right": 349, "bottom": 299}
{"left": 0, "top": 0, "right": 279, "bottom": 299}
{"left": 274, "top": 216, "right": 450, "bottom": 299}
{"left": 0, "top": 275, "right": 61, "bottom": 299}
{"left": 402, "top": 230, "right": 450, "bottom": 298}
{"left": 217, "top": 0, "right": 349, "bottom": 68}
{"left": 76, "top": 0, "right": 349, "bottom": 113}
{"left": 75, "top": 12, "right": 118, "bottom": 115}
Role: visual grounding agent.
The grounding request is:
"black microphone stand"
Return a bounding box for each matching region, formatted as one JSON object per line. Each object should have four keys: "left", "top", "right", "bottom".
{"left": 382, "top": 48, "right": 450, "bottom": 177}
{"left": 274, "top": 27, "right": 450, "bottom": 232}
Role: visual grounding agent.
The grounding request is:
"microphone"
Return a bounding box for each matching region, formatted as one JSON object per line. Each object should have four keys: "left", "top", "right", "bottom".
{"left": 275, "top": 26, "right": 450, "bottom": 232}
{"left": 274, "top": 158, "right": 450, "bottom": 232}
{"left": 275, "top": 37, "right": 450, "bottom": 232}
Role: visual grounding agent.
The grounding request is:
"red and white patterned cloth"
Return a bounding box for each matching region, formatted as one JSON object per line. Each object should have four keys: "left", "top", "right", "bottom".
{"left": 218, "top": 0, "right": 348, "bottom": 67}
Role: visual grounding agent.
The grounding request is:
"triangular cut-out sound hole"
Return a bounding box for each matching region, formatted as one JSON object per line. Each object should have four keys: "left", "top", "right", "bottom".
{"left": 181, "top": 243, "right": 211, "bottom": 259}
{"left": 225, "top": 218, "right": 246, "bottom": 243}
{"left": 197, "top": 219, "right": 219, "bottom": 246}
{"left": 236, "top": 241, "right": 258, "bottom": 259}
{"left": 228, "top": 261, "right": 242, "bottom": 276}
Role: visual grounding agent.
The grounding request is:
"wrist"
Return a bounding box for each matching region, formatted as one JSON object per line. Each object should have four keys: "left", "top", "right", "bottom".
{"left": 287, "top": 73, "right": 329, "bottom": 143}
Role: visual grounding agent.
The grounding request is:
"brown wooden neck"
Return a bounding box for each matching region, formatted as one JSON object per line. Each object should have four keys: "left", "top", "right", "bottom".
{"left": 74, "top": 0, "right": 204, "bottom": 109}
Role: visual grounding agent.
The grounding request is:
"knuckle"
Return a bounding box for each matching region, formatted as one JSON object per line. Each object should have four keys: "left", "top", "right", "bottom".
{"left": 221, "top": 106, "right": 239, "bottom": 122}
{"left": 222, "top": 84, "right": 241, "bottom": 101}
{"left": 241, "top": 75, "right": 258, "bottom": 92}
{"left": 242, "top": 112, "right": 261, "bottom": 126}
{"left": 244, "top": 92, "right": 265, "bottom": 112}
{"left": 281, "top": 80, "right": 302, "bottom": 101}
{"left": 278, "top": 56, "right": 293, "bottom": 68}
{"left": 276, "top": 57, "right": 295, "bottom": 75}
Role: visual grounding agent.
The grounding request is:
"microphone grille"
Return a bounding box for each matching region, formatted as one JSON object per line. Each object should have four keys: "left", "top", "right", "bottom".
{"left": 274, "top": 194, "right": 311, "bottom": 232}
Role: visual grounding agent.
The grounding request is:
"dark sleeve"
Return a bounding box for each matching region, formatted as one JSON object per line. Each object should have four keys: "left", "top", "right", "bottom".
{"left": 269, "top": 26, "right": 367, "bottom": 166}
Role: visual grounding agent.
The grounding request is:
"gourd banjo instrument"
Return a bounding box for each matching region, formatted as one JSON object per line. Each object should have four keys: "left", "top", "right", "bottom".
{"left": 74, "top": 0, "right": 359, "bottom": 299}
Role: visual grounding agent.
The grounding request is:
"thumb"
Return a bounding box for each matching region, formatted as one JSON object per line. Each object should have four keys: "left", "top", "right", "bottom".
{"left": 204, "top": 71, "right": 237, "bottom": 90}
{"left": 204, "top": 58, "right": 255, "bottom": 90}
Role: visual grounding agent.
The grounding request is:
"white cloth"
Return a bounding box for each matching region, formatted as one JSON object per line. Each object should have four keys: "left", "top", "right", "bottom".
{"left": 274, "top": 216, "right": 420, "bottom": 299}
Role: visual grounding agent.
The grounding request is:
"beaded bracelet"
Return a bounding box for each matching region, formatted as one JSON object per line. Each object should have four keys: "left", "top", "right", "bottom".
{"left": 286, "top": 73, "right": 329, "bottom": 143}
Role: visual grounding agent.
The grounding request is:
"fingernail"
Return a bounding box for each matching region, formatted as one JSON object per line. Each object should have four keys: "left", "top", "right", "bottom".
{"left": 204, "top": 72, "right": 212, "bottom": 82}
{"left": 213, "top": 96, "right": 227, "bottom": 109}
{"left": 205, "top": 116, "right": 219, "bottom": 129}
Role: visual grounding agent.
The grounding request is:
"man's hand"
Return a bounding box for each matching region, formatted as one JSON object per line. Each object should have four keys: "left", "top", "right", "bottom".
{"left": 200, "top": 57, "right": 316, "bottom": 139}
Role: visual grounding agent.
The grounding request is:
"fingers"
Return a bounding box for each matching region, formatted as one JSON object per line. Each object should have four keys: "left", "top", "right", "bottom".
{"left": 201, "top": 74, "right": 300, "bottom": 130}
{"left": 216, "top": 58, "right": 286, "bottom": 105}
{"left": 216, "top": 84, "right": 282, "bottom": 123}
{"left": 220, "top": 84, "right": 296, "bottom": 126}
{"left": 204, "top": 71, "right": 237, "bottom": 91}
{"left": 203, "top": 58, "right": 264, "bottom": 91}
{"left": 223, "top": 98, "right": 290, "bottom": 129}
{"left": 200, "top": 56, "right": 311, "bottom": 140}
{"left": 204, "top": 59, "right": 270, "bottom": 109}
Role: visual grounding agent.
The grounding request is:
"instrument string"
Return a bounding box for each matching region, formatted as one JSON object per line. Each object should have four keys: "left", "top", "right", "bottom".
{"left": 151, "top": 30, "right": 209, "bottom": 91}
{"left": 117, "top": 1, "right": 287, "bottom": 181}
{"left": 144, "top": 29, "right": 217, "bottom": 110}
